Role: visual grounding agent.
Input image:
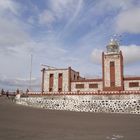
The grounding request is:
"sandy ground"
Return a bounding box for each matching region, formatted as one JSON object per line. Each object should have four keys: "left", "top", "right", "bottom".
{"left": 0, "top": 96, "right": 140, "bottom": 140}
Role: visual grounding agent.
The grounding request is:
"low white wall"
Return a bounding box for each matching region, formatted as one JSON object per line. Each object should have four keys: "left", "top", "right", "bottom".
{"left": 16, "top": 95, "right": 140, "bottom": 114}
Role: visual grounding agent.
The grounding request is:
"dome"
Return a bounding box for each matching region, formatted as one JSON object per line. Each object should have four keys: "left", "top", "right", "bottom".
{"left": 106, "top": 39, "right": 119, "bottom": 53}
{"left": 108, "top": 39, "right": 119, "bottom": 46}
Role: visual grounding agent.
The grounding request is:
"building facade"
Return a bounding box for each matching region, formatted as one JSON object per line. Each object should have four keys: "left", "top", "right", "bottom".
{"left": 41, "top": 39, "right": 140, "bottom": 94}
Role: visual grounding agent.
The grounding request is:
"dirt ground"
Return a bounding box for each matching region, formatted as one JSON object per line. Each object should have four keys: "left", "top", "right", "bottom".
{"left": 0, "top": 96, "right": 140, "bottom": 140}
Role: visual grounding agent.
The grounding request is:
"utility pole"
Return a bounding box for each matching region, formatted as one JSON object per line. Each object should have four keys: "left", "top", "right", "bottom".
{"left": 29, "top": 54, "right": 33, "bottom": 91}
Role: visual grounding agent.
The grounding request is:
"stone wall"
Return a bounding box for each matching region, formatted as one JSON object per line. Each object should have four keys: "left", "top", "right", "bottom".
{"left": 16, "top": 95, "right": 140, "bottom": 114}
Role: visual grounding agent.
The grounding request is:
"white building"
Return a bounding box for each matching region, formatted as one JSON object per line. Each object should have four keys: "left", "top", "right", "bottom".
{"left": 41, "top": 39, "right": 140, "bottom": 94}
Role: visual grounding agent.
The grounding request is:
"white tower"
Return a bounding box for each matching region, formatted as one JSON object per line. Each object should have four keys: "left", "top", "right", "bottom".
{"left": 102, "top": 39, "right": 124, "bottom": 91}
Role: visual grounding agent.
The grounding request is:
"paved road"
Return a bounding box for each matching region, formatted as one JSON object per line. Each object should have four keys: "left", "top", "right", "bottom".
{"left": 0, "top": 97, "right": 140, "bottom": 140}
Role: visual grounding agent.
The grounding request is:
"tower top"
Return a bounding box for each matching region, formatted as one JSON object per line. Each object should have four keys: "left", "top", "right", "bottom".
{"left": 106, "top": 38, "right": 119, "bottom": 53}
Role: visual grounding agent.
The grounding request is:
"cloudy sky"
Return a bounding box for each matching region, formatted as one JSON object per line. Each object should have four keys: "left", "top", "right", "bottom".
{"left": 0, "top": 0, "right": 140, "bottom": 91}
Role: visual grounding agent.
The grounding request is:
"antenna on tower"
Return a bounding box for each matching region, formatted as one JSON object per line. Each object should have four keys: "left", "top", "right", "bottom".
{"left": 111, "top": 34, "right": 122, "bottom": 45}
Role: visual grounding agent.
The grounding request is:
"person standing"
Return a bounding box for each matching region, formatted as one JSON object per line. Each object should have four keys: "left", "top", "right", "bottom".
{"left": 6, "top": 90, "right": 9, "bottom": 99}
{"left": 1, "top": 89, "right": 4, "bottom": 96}
{"left": 26, "top": 89, "right": 29, "bottom": 97}
{"left": 1, "top": 89, "right": 4, "bottom": 95}
{"left": 15, "top": 89, "right": 20, "bottom": 101}
{"left": 16, "top": 88, "right": 19, "bottom": 95}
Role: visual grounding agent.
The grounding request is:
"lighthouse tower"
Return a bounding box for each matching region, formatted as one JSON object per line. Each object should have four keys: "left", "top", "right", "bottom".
{"left": 102, "top": 39, "right": 124, "bottom": 91}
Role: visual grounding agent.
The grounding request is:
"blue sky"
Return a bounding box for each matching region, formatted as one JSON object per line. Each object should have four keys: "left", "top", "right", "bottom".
{"left": 0, "top": 0, "right": 140, "bottom": 91}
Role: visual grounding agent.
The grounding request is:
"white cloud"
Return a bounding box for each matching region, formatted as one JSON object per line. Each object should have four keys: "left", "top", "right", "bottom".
{"left": 116, "top": 7, "right": 140, "bottom": 33}
{"left": 0, "top": 0, "right": 30, "bottom": 55}
{"left": 39, "top": 0, "right": 83, "bottom": 26}
{"left": 0, "top": 0, "right": 35, "bottom": 89}
{"left": 0, "top": 0, "right": 140, "bottom": 90}
{"left": 120, "top": 45, "right": 140, "bottom": 64}
{"left": 85, "top": 0, "right": 134, "bottom": 17}
{"left": 0, "top": 18, "right": 29, "bottom": 51}
{"left": 50, "top": 0, "right": 81, "bottom": 16}
{"left": 0, "top": 74, "right": 40, "bottom": 90}
{"left": 91, "top": 49, "right": 103, "bottom": 64}
{"left": 0, "top": 0, "right": 19, "bottom": 15}
{"left": 39, "top": 10, "right": 55, "bottom": 26}
{"left": 91, "top": 45, "right": 140, "bottom": 65}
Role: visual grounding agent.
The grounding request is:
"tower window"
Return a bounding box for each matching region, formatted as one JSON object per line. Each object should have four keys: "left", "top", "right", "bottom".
{"left": 110, "top": 61, "right": 115, "bottom": 87}
{"left": 74, "top": 74, "right": 75, "bottom": 80}
{"left": 58, "top": 73, "right": 63, "bottom": 92}
{"left": 110, "top": 61, "right": 114, "bottom": 66}
{"left": 49, "top": 74, "right": 54, "bottom": 91}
